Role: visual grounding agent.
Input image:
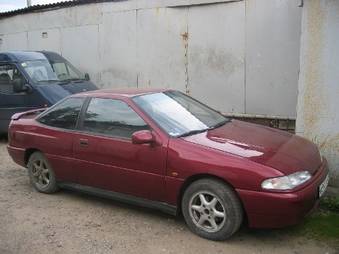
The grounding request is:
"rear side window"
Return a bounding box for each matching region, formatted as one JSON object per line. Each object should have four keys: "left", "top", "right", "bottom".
{"left": 38, "top": 97, "right": 84, "bottom": 130}
{"left": 82, "top": 98, "right": 149, "bottom": 139}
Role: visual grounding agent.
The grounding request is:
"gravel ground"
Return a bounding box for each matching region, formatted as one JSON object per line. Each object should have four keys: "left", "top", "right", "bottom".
{"left": 0, "top": 139, "right": 337, "bottom": 254}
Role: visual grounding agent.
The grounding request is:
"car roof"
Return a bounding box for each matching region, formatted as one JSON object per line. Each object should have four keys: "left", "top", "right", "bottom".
{"left": 75, "top": 88, "right": 172, "bottom": 98}
{"left": 0, "top": 50, "right": 65, "bottom": 63}
{"left": 0, "top": 51, "right": 47, "bottom": 62}
{"left": 38, "top": 51, "right": 67, "bottom": 63}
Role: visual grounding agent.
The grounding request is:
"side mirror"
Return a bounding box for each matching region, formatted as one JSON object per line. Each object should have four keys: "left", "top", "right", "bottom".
{"left": 132, "top": 130, "right": 155, "bottom": 145}
{"left": 13, "top": 78, "right": 25, "bottom": 93}
{"left": 13, "top": 78, "right": 32, "bottom": 93}
{"left": 84, "top": 73, "right": 90, "bottom": 81}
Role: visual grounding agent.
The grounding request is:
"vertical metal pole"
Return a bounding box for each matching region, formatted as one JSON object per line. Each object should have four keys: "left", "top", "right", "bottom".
{"left": 27, "top": 0, "right": 32, "bottom": 7}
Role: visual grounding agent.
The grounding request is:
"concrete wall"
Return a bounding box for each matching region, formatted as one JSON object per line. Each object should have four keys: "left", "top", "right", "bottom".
{"left": 0, "top": 0, "right": 302, "bottom": 118}
{"left": 296, "top": 0, "right": 339, "bottom": 188}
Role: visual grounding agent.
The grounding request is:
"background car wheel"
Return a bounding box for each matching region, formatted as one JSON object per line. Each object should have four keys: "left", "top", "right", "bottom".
{"left": 27, "top": 151, "right": 59, "bottom": 194}
{"left": 182, "top": 178, "right": 243, "bottom": 241}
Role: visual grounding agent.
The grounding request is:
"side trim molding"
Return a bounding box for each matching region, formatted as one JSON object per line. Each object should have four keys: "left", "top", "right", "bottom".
{"left": 58, "top": 182, "right": 177, "bottom": 216}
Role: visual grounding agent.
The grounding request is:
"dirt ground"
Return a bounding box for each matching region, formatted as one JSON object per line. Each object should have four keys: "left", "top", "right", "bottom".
{"left": 0, "top": 139, "right": 337, "bottom": 254}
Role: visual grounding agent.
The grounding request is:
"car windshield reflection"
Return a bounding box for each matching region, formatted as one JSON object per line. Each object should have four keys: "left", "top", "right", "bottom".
{"left": 133, "top": 91, "right": 229, "bottom": 137}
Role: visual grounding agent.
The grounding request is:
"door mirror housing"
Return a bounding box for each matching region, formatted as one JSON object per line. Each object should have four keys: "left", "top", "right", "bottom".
{"left": 132, "top": 130, "right": 155, "bottom": 144}
{"left": 84, "top": 73, "right": 90, "bottom": 81}
{"left": 13, "top": 78, "right": 30, "bottom": 93}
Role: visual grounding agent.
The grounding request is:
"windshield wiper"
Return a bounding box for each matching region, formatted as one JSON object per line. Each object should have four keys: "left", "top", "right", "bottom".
{"left": 176, "top": 119, "right": 230, "bottom": 138}
{"left": 177, "top": 128, "right": 208, "bottom": 138}
{"left": 37, "top": 79, "right": 60, "bottom": 82}
{"left": 58, "top": 80, "right": 71, "bottom": 85}
{"left": 208, "top": 119, "right": 230, "bottom": 130}
{"left": 64, "top": 78, "right": 85, "bottom": 81}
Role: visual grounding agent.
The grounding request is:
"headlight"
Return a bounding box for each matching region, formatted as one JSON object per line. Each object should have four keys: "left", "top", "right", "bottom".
{"left": 261, "top": 171, "right": 312, "bottom": 190}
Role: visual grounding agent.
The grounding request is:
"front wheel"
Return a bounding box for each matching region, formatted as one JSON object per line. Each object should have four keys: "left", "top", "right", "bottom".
{"left": 27, "top": 151, "right": 59, "bottom": 194}
{"left": 182, "top": 178, "right": 243, "bottom": 241}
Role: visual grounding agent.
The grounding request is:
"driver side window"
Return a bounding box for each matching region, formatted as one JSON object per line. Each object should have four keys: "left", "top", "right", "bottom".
{"left": 82, "top": 98, "right": 150, "bottom": 139}
{"left": 0, "top": 64, "right": 25, "bottom": 94}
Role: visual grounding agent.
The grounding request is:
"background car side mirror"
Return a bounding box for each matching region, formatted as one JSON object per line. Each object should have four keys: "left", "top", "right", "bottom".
{"left": 13, "top": 78, "right": 31, "bottom": 93}
{"left": 132, "top": 130, "right": 155, "bottom": 145}
{"left": 85, "top": 73, "right": 90, "bottom": 81}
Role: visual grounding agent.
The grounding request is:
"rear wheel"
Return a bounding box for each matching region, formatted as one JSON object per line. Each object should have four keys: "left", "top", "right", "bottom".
{"left": 27, "top": 151, "right": 58, "bottom": 193}
{"left": 182, "top": 178, "right": 243, "bottom": 241}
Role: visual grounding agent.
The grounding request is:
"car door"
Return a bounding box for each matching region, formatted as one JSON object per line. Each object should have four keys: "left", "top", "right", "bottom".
{"left": 72, "top": 97, "right": 167, "bottom": 202}
{"left": 0, "top": 63, "right": 30, "bottom": 132}
{"left": 36, "top": 96, "right": 85, "bottom": 183}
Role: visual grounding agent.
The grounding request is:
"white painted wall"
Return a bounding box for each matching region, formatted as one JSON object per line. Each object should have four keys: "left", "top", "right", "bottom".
{"left": 1, "top": 32, "right": 28, "bottom": 50}
{"left": 28, "top": 28, "right": 61, "bottom": 52}
{"left": 246, "top": 0, "right": 302, "bottom": 117}
{"left": 188, "top": 2, "right": 245, "bottom": 113}
{"left": 100, "top": 10, "right": 137, "bottom": 88}
{"left": 296, "top": 0, "right": 339, "bottom": 188}
{"left": 61, "top": 25, "right": 101, "bottom": 84}
{"left": 0, "top": 0, "right": 302, "bottom": 118}
{"left": 136, "top": 7, "right": 187, "bottom": 91}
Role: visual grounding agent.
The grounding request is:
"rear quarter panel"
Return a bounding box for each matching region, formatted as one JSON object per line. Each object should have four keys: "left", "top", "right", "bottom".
{"left": 8, "top": 118, "right": 75, "bottom": 182}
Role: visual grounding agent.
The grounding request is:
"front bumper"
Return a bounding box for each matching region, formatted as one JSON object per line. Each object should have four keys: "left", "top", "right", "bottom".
{"left": 237, "top": 159, "right": 329, "bottom": 228}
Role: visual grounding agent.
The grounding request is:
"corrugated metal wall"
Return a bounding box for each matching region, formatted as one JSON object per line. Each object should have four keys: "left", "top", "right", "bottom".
{"left": 0, "top": 0, "right": 302, "bottom": 118}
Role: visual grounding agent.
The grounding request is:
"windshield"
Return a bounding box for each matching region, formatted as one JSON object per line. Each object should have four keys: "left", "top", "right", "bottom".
{"left": 133, "top": 91, "right": 228, "bottom": 137}
{"left": 21, "top": 59, "right": 85, "bottom": 83}
{"left": 21, "top": 60, "right": 58, "bottom": 82}
{"left": 50, "top": 60, "right": 85, "bottom": 81}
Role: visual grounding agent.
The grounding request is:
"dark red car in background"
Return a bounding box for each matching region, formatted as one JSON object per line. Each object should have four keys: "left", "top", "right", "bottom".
{"left": 7, "top": 89, "right": 329, "bottom": 240}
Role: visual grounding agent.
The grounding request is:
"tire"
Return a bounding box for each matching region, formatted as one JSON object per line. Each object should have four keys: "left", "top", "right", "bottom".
{"left": 27, "top": 151, "right": 59, "bottom": 194}
{"left": 181, "top": 178, "right": 243, "bottom": 241}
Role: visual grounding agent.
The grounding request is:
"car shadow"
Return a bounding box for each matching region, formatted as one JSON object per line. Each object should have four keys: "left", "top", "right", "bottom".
{"left": 59, "top": 188, "right": 175, "bottom": 220}
{"left": 0, "top": 134, "right": 8, "bottom": 143}
{"left": 56, "top": 188, "right": 300, "bottom": 243}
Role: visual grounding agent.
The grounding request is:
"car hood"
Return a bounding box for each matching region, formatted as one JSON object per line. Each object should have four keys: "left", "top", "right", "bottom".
{"left": 36, "top": 80, "right": 97, "bottom": 104}
{"left": 182, "top": 120, "right": 322, "bottom": 175}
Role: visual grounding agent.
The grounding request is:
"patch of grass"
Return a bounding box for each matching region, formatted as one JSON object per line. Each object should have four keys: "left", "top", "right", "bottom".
{"left": 302, "top": 211, "right": 339, "bottom": 239}
{"left": 289, "top": 210, "right": 339, "bottom": 247}
{"left": 320, "top": 196, "right": 339, "bottom": 213}
{"left": 286, "top": 196, "right": 339, "bottom": 248}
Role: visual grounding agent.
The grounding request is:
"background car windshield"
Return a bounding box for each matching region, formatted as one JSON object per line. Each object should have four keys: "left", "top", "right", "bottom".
{"left": 50, "top": 60, "right": 85, "bottom": 81}
{"left": 22, "top": 59, "right": 85, "bottom": 83}
{"left": 133, "top": 91, "right": 227, "bottom": 137}
{"left": 22, "top": 60, "right": 58, "bottom": 82}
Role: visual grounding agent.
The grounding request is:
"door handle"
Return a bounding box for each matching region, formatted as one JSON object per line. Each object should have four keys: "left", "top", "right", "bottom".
{"left": 79, "top": 138, "right": 89, "bottom": 146}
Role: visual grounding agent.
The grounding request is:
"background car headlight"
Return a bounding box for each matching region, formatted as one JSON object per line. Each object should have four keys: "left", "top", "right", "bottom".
{"left": 261, "top": 171, "right": 312, "bottom": 190}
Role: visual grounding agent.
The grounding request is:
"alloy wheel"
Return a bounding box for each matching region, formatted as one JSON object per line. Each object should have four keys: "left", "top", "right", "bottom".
{"left": 189, "top": 191, "right": 226, "bottom": 233}
{"left": 31, "top": 159, "right": 50, "bottom": 188}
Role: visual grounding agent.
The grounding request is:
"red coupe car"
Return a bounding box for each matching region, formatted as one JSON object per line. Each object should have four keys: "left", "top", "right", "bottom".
{"left": 7, "top": 89, "right": 329, "bottom": 240}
